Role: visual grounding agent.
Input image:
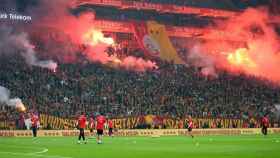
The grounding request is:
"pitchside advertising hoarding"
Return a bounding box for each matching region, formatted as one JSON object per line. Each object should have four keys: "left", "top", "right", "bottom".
{"left": 1, "top": 128, "right": 280, "bottom": 137}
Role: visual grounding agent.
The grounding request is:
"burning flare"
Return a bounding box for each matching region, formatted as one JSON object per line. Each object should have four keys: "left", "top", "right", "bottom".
{"left": 0, "top": 86, "right": 26, "bottom": 112}
{"left": 8, "top": 98, "right": 27, "bottom": 112}
{"left": 83, "top": 29, "right": 114, "bottom": 46}
{"left": 227, "top": 48, "right": 257, "bottom": 69}
{"left": 82, "top": 28, "right": 158, "bottom": 72}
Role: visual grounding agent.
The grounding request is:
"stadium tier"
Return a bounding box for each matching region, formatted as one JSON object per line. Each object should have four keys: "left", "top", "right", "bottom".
{"left": 73, "top": 0, "right": 240, "bottom": 18}
{"left": 0, "top": 0, "right": 280, "bottom": 132}
{"left": 1, "top": 1, "right": 280, "bottom": 158}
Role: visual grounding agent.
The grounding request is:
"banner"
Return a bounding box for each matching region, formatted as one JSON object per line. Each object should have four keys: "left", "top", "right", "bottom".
{"left": 0, "top": 121, "right": 15, "bottom": 130}
{"left": 39, "top": 114, "right": 76, "bottom": 130}
{"left": 1, "top": 114, "right": 260, "bottom": 130}
{"left": 146, "top": 21, "right": 184, "bottom": 64}
{"left": 111, "top": 116, "right": 244, "bottom": 129}
{"left": 21, "top": 113, "right": 275, "bottom": 130}
{"left": 133, "top": 21, "right": 184, "bottom": 64}
{"left": 132, "top": 21, "right": 156, "bottom": 57}
{"left": 39, "top": 114, "right": 246, "bottom": 130}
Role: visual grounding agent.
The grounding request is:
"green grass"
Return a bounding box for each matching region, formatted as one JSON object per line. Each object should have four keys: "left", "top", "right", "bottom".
{"left": 0, "top": 135, "right": 280, "bottom": 158}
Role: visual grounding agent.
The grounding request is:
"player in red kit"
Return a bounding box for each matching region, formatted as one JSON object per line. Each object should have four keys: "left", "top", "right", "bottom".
{"left": 96, "top": 113, "right": 106, "bottom": 144}
{"left": 108, "top": 119, "right": 114, "bottom": 137}
{"left": 31, "top": 113, "right": 39, "bottom": 137}
{"left": 187, "top": 115, "right": 194, "bottom": 138}
{"left": 261, "top": 114, "right": 269, "bottom": 135}
{"left": 77, "top": 112, "right": 87, "bottom": 144}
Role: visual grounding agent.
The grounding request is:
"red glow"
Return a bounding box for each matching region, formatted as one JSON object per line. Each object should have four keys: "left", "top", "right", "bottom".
{"left": 28, "top": 1, "right": 280, "bottom": 79}
{"left": 192, "top": 8, "right": 280, "bottom": 83}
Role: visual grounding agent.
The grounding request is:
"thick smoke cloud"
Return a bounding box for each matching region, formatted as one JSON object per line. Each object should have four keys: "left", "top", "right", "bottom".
{"left": 0, "top": 86, "right": 25, "bottom": 111}
{"left": 186, "top": 8, "right": 280, "bottom": 82}
{"left": 18, "top": 0, "right": 157, "bottom": 72}
{"left": 0, "top": 25, "right": 57, "bottom": 71}
{"left": 187, "top": 44, "right": 217, "bottom": 77}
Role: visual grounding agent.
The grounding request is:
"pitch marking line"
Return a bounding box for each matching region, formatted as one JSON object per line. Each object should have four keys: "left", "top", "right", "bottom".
{"left": 0, "top": 147, "right": 73, "bottom": 158}
{"left": 32, "top": 148, "right": 49, "bottom": 154}
{"left": 0, "top": 151, "right": 73, "bottom": 158}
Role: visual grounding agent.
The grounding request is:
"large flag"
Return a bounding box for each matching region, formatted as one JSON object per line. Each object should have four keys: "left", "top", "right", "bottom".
{"left": 132, "top": 21, "right": 158, "bottom": 57}
{"left": 133, "top": 21, "right": 184, "bottom": 64}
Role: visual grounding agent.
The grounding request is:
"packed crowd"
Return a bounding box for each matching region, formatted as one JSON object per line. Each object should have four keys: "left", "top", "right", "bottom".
{"left": 1, "top": 50, "right": 280, "bottom": 126}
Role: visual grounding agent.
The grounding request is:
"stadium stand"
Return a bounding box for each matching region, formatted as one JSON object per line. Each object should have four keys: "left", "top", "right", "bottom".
{"left": 1, "top": 53, "right": 279, "bottom": 129}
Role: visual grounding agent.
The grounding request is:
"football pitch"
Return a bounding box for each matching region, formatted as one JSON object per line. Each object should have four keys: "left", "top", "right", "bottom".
{"left": 0, "top": 135, "right": 280, "bottom": 158}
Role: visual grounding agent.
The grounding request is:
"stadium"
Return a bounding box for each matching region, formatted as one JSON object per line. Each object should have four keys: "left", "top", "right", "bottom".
{"left": 0, "top": 0, "right": 280, "bottom": 158}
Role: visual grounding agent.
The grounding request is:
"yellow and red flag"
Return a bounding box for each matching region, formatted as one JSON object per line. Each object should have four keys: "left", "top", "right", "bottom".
{"left": 133, "top": 21, "right": 184, "bottom": 64}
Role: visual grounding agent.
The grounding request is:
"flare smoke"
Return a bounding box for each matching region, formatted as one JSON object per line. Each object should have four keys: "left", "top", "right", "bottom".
{"left": 0, "top": 86, "right": 26, "bottom": 111}
{"left": 0, "top": 26, "right": 57, "bottom": 71}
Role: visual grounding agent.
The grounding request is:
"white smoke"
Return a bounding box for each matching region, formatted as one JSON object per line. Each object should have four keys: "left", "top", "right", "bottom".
{"left": 0, "top": 25, "right": 57, "bottom": 71}
{"left": 187, "top": 44, "right": 217, "bottom": 77}
{"left": 0, "top": 86, "right": 26, "bottom": 111}
{"left": 0, "top": 86, "right": 10, "bottom": 104}
{"left": 120, "top": 56, "right": 158, "bottom": 72}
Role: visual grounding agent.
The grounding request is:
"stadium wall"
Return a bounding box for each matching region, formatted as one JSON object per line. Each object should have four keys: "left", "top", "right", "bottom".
{"left": 1, "top": 128, "right": 280, "bottom": 137}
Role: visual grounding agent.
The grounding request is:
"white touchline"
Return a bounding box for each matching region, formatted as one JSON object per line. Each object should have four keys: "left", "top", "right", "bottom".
{"left": 1, "top": 144, "right": 45, "bottom": 149}
{"left": 0, "top": 144, "right": 74, "bottom": 158}
{"left": 0, "top": 151, "right": 73, "bottom": 158}
{"left": 0, "top": 145, "right": 48, "bottom": 154}
{"left": 31, "top": 148, "right": 49, "bottom": 154}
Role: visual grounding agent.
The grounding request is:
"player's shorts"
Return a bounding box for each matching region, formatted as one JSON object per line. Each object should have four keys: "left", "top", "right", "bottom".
{"left": 109, "top": 128, "right": 113, "bottom": 135}
{"left": 97, "top": 129, "right": 103, "bottom": 135}
{"left": 188, "top": 127, "right": 192, "bottom": 132}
